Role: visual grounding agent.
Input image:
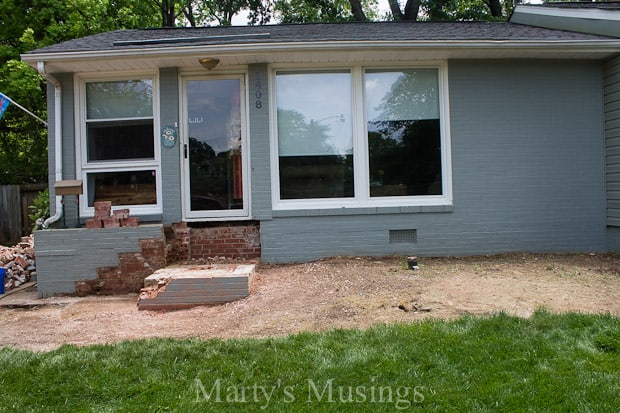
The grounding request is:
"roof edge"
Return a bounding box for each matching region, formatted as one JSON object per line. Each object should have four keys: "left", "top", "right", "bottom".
{"left": 21, "top": 39, "right": 620, "bottom": 64}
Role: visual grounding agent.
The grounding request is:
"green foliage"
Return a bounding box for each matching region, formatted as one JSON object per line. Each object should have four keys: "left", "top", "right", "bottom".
{"left": 0, "top": 0, "right": 162, "bottom": 185}
{"left": 27, "top": 188, "right": 49, "bottom": 231}
{"left": 274, "top": 0, "right": 379, "bottom": 23}
{"left": 0, "top": 61, "right": 48, "bottom": 184}
{"left": 0, "top": 311, "right": 619, "bottom": 411}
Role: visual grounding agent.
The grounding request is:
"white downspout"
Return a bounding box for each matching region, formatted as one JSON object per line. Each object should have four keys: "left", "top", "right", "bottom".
{"left": 36, "top": 61, "right": 63, "bottom": 229}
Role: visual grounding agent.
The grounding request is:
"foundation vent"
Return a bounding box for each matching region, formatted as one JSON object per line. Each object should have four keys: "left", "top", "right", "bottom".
{"left": 389, "top": 229, "right": 417, "bottom": 244}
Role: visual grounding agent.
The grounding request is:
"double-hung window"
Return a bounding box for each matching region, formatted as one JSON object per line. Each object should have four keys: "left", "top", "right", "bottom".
{"left": 78, "top": 76, "right": 161, "bottom": 216}
{"left": 272, "top": 64, "right": 451, "bottom": 210}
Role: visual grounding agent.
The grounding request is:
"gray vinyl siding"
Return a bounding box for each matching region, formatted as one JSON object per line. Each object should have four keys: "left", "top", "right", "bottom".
{"left": 606, "top": 56, "right": 620, "bottom": 227}
{"left": 260, "top": 60, "right": 607, "bottom": 263}
{"left": 159, "top": 67, "right": 182, "bottom": 224}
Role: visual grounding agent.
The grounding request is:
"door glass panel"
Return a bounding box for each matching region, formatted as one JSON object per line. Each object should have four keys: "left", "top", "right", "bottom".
{"left": 187, "top": 79, "right": 243, "bottom": 212}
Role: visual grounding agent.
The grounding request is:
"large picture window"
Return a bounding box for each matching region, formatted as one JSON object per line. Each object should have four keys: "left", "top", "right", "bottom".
{"left": 365, "top": 69, "right": 442, "bottom": 197}
{"left": 272, "top": 65, "right": 451, "bottom": 209}
{"left": 79, "top": 77, "right": 160, "bottom": 214}
{"left": 276, "top": 71, "right": 354, "bottom": 199}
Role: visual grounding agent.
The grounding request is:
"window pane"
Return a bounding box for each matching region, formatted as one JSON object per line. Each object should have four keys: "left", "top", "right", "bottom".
{"left": 365, "top": 69, "right": 442, "bottom": 197}
{"left": 86, "top": 170, "right": 157, "bottom": 207}
{"left": 279, "top": 155, "right": 353, "bottom": 199}
{"left": 87, "top": 119, "right": 154, "bottom": 161}
{"left": 86, "top": 80, "right": 153, "bottom": 119}
{"left": 276, "top": 71, "right": 353, "bottom": 199}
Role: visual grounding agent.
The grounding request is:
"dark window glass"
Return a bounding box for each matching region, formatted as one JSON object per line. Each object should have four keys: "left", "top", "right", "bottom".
{"left": 368, "top": 119, "right": 442, "bottom": 196}
{"left": 87, "top": 170, "right": 157, "bottom": 207}
{"left": 279, "top": 155, "right": 354, "bottom": 199}
{"left": 87, "top": 119, "right": 154, "bottom": 161}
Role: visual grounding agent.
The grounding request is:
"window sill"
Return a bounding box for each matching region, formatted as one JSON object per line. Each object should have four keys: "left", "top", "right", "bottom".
{"left": 272, "top": 204, "right": 453, "bottom": 218}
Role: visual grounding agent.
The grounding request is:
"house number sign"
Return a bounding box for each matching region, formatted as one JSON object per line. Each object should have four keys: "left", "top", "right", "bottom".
{"left": 161, "top": 125, "right": 177, "bottom": 148}
{"left": 255, "top": 73, "right": 263, "bottom": 109}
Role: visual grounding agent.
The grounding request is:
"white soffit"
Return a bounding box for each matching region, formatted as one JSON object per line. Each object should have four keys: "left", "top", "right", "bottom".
{"left": 24, "top": 41, "right": 620, "bottom": 73}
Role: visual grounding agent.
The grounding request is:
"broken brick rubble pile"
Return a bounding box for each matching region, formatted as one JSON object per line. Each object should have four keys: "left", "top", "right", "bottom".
{"left": 1, "top": 235, "right": 35, "bottom": 292}
{"left": 85, "top": 201, "right": 140, "bottom": 228}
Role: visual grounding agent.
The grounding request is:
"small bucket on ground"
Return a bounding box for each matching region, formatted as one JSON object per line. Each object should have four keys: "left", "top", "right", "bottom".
{"left": 407, "top": 256, "right": 419, "bottom": 270}
{"left": 0, "top": 267, "right": 5, "bottom": 294}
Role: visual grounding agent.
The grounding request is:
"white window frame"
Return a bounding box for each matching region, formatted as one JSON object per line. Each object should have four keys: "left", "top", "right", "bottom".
{"left": 270, "top": 61, "right": 452, "bottom": 211}
{"left": 75, "top": 72, "right": 162, "bottom": 217}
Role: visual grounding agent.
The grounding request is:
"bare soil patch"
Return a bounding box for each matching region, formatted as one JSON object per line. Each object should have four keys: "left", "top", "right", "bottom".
{"left": 1, "top": 253, "right": 619, "bottom": 352}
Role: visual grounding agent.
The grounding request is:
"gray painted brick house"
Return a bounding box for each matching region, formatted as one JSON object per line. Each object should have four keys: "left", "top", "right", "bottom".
{"left": 21, "top": 3, "right": 620, "bottom": 296}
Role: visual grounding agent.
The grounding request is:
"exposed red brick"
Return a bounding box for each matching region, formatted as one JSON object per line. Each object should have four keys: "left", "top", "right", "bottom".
{"left": 85, "top": 218, "right": 102, "bottom": 229}
{"left": 75, "top": 235, "right": 167, "bottom": 296}
{"left": 94, "top": 201, "right": 112, "bottom": 219}
{"left": 186, "top": 222, "right": 261, "bottom": 260}
{"left": 122, "top": 217, "right": 140, "bottom": 227}
{"left": 102, "top": 216, "right": 121, "bottom": 228}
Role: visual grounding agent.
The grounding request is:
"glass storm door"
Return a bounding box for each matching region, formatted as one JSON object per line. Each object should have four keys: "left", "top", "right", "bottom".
{"left": 183, "top": 76, "right": 248, "bottom": 219}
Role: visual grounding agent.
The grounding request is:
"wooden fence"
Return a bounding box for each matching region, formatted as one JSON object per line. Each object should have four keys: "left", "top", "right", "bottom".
{"left": 0, "top": 184, "right": 47, "bottom": 246}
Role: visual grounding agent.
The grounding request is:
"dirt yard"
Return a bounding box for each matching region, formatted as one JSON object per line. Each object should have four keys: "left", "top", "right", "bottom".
{"left": 1, "top": 253, "right": 620, "bottom": 352}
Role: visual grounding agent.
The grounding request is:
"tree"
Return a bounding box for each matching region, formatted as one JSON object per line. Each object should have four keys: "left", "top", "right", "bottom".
{"left": 274, "top": 0, "right": 378, "bottom": 23}
{"left": 152, "top": 0, "right": 272, "bottom": 27}
{"left": 346, "top": 0, "right": 518, "bottom": 22}
{"left": 0, "top": 0, "right": 161, "bottom": 185}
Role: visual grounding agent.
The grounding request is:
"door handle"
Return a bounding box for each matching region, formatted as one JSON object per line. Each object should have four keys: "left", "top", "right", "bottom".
{"left": 184, "top": 144, "right": 188, "bottom": 159}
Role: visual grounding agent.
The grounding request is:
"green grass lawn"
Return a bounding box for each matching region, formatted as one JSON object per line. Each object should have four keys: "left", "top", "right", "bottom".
{"left": 1, "top": 310, "right": 619, "bottom": 412}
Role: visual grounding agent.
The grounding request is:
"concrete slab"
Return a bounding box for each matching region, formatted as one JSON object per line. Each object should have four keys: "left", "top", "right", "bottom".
{"left": 0, "top": 283, "right": 82, "bottom": 308}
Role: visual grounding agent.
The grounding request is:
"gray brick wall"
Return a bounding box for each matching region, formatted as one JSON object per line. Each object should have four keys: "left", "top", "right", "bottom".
{"left": 159, "top": 67, "right": 182, "bottom": 224}
{"left": 605, "top": 56, "right": 620, "bottom": 223}
{"left": 47, "top": 73, "right": 79, "bottom": 228}
{"left": 34, "top": 225, "right": 165, "bottom": 297}
{"left": 260, "top": 60, "right": 608, "bottom": 262}
{"left": 248, "top": 64, "right": 273, "bottom": 220}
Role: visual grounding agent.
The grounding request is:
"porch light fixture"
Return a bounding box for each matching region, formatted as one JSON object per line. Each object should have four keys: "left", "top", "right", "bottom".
{"left": 199, "top": 57, "right": 220, "bottom": 70}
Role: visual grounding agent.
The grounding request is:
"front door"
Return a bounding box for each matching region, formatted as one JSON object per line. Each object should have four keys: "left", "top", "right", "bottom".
{"left": 182, "top": 76, "right": 248, "bottom": 220}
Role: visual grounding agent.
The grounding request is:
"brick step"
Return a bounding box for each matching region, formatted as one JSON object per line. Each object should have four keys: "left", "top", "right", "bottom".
{"left": 137, "top": 264, "right": 255, "bottom": 310}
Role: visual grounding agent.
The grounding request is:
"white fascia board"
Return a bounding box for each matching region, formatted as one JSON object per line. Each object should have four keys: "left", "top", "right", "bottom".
{"left": 20, "top": 39, "right": 620, "bottom": 65}
{"left": 513, "top": 5, "right": 620, "bottom": 22}
{"left": 511, "top": 5, "right": 620, "bottom": 37}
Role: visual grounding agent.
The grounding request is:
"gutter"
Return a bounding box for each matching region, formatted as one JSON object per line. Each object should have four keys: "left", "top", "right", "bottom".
{"left": 21, "top": 38, "right": 620, "bottom": 63}
{"left": 36, "top": 61, "right": 63, "bottom": 229}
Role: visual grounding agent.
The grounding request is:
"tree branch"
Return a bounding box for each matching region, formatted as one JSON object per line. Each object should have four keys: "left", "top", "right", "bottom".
{"left": 348, "top": 0, "right": 367, "bottom": 21}
{"left": 388, "top": 0, "right": 404, "bottom": 20}
{"left": 403, "top": 0, "right": 421, "bottom": 21}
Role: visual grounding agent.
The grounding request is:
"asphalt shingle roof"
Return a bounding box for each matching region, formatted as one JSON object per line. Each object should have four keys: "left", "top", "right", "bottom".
{"left": 26, "top": 21, "right": 616, "bottom": 55}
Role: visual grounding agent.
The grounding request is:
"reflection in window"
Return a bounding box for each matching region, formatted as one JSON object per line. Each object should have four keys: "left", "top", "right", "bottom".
{"left": 86, "top": 80, "right": 153, "bottom": 119}
{"left": 276, "top": 71, "right": 354, "bottom": 199}
{"left": 86, "top": 170, "right": 157, "bottom": 207}
{"left": 365, "top": 69, "right": 442, "bottom": 197}
{"left": 186, "top": 79, "right": 243, "bottom": 211}
{"left": 85, "top": 80, "right": 154, "bottom": 162}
